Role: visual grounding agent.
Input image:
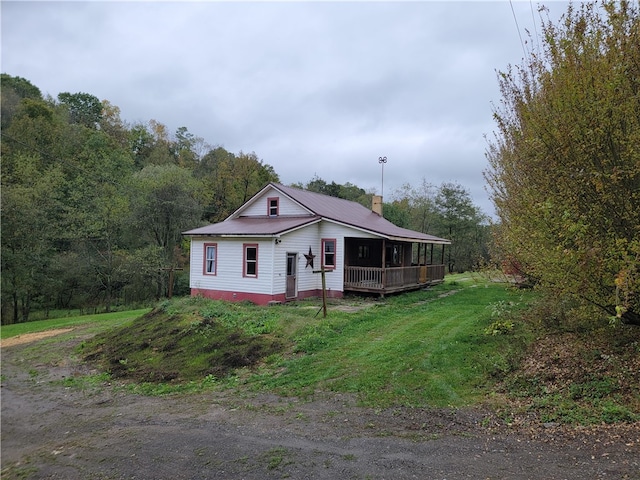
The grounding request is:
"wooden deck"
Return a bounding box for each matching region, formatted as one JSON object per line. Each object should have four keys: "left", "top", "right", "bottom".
{"left": 344, "top": 265, "right": 445, "bottom": 295}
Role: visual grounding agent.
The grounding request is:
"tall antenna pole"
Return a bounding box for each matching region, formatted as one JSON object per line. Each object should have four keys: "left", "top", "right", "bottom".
{"left": 378, "top": 156, "right": 387, "bottom": 198}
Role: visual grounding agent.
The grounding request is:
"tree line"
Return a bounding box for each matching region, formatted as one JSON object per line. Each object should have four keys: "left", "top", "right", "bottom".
{"left": 1, "top": 75, "right": 489, "bottom": 324}
{"left": 486, "top": 1, "right": 639, "bottom": 326}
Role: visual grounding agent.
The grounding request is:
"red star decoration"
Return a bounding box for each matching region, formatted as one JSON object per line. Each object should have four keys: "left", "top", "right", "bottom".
{"left": 304, "top": 247, "right": 315, "bottom": 269}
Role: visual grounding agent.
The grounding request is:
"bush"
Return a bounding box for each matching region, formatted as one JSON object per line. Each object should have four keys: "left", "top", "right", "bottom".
{"left": 484, "top": 320, "right": 514, "bottom": 336}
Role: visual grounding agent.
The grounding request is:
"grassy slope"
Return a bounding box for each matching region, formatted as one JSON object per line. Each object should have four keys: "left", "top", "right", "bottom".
{"left": 81, "top": 298, "right": 290, "bottom": 383}
{"left": 80, "top": 275, "right": 534, "bottom": 409}
{"left": 250, "top": 279, "right": 531, "bottom": 408}
{"left": 9, "top": 274, "right": 638, "bottom": 424}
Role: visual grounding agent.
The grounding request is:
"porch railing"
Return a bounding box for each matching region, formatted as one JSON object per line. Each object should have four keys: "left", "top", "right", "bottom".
{"left": 344, "top": 265, "right": 445, "bottom": 291}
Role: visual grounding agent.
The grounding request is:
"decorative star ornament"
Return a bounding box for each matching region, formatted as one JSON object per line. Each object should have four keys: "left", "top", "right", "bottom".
{"left": 304, "top": 247, "right": 315, "bottom": 269}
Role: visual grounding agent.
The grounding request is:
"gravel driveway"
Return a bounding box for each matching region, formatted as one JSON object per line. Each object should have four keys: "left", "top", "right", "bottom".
{"left": 1, "top": 332, "right": 638, "bottom": 479}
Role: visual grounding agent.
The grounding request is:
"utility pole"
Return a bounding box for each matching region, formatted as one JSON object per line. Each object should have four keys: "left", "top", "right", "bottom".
{"left": 378, "top": 156, "right": 387, "bottom": 198}
{"left": 312, "top": 267, "right": 330, "bottom": 318}
{"left": 162, "top": 265, "right": 184, "bottom": 298}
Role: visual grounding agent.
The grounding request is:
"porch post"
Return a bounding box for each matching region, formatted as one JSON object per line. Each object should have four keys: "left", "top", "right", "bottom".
{"left": 381, "top": 239, "right": 386, "bottom": 288}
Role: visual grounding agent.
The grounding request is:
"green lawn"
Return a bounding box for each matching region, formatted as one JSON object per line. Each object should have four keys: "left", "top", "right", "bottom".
{"left": 0, "top": 309, "right": 150, "bottom": 339}
{"left": 4, "top": 275, "right": 535, "bottom": 409}
{"left": 248, "top": 277, "right": 533, "bottom": 408}
{"left": 7, "top": 276, "right": 637, "bottom": 424}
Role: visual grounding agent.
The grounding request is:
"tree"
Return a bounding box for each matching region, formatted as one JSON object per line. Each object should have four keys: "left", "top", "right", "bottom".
{"left": 232, "top": 151, "right": 279, "bottom": 204}
{"left": 383, "top": 199, "right": 412, "bottom": 228}
{"left": 57, "top": 92, "right": 103, "bottom": 128}
{"left": 387, "top": 180, "right": 489, "bottom": 272}
{"left": 130, "top": 164, "right": 203, "bottom": 258}
{"left": 128, "top": 165, "right": 203, "bottom": 296}
{"left": 196, "top": 148, "right": 279, "bottom": 222}
{"left": 337, "top": 182, "right": 368, "bottom": 204}
{"left": 390, "top": 179, "right": 438, "bottom": 234}
{"left": 485, "top": 1, "right": 640, "bottom": 325}
{"left": 1, "top": 74, "right": 42, "bottom": 100}
{"left": 2, "top": 82, "right": 140, "bottom": 320}
{"left": 82, "top": 181, "right": 132, "bottom": 313}
{"left": 434, "top": 183, "right": 488, "bottom": 273}
{"left": 1, "top": 74, "right": 43, "bottom": 129}
{"left": 196, "top": 146, "right": 237, "bottom": 221}
{"left": 173, "top": 126, "right": 208, "bottom": 168}
{"left": 145, "top": 119, "right": 175, "bottom": 165}
{"left": 2, "top": 74, "right": 307, "bottom": 319}
{"left": 2, "top": 96, "right": 60, "bottom": 162}
{"left": 296, "top": 176, "right": 372, "bottom": 208}
{"left": 100, "top": 100, "right": 129, "bottom": 148}
{"left": 1, "top": 158, "right": 66, "bottom": 323}
{"left": 1, "top": 87, "right": 68, "bottom": 323}
{"left": 128, "top": 122, "right": 155, "bottom": 169}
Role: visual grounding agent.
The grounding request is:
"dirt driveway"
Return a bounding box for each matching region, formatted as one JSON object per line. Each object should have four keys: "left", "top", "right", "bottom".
{"left": 1, "top": 331, "right": 639, "bottom": 480}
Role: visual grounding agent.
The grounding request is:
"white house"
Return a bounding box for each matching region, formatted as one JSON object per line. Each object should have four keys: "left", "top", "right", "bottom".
{"left": 183, "top": 183, "right": 450, "bottom": 305}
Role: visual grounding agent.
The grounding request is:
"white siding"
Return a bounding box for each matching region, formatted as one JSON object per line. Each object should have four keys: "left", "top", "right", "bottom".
{"left": 190, "top": 237, "right": 277, "bottom": 295}
{"left": 276, "top": 224, "right": 322, "bottom": 293}
{"left": 276, "top": 221, "right": 380, "bottom": 295}
{"left": 190, "top": 220, "right": 383, "bottom": 298}
{"left": 319, "top": 221, "right": 376, "bottom": 293}
{"left": 241, "top": 187, "right": 310, "bottom": 217}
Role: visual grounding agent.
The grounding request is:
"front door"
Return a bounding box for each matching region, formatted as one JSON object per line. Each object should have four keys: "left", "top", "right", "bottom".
{"left": 286, "top": 253, "right": 297, "bottom": 299}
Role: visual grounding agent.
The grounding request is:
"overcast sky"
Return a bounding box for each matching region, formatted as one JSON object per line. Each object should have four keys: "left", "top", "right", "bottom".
{"left": 2, "top": 1, "right": 570, "bottom": 217}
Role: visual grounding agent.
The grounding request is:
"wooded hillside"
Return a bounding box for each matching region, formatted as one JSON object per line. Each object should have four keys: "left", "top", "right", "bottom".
{"left": 1, "top": 75, "right": 489, "bottom": 323}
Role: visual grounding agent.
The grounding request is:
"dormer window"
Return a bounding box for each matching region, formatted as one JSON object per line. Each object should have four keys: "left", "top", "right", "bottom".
{"left": 268, "top": 197, "right": 279, "bottom": 216}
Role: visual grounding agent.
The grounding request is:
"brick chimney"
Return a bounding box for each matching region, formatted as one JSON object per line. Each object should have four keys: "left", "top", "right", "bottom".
{"left": 372, "top": 195, "right": 383, "bottom": 216}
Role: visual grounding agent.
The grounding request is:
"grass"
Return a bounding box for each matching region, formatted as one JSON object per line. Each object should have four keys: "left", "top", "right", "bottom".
{"left": 78, "top": 275, "right": 536, "bottom": 409}
{"left": 9, "top": 273, "right": 638, "bottom": 425}
{"left": 0, "top": 309, "right": 150, "bottom": 339}
{"left": 263, "top": 447, "right": 293, "bottom": 470}
{"left": 248, "top": 278, "right": 533, "bottom": 407}
{"left": 81, "top": 296, "right": 288, "bottom": 384}
{"left": 55, "top": 372, "right": 221, "bottom": 397}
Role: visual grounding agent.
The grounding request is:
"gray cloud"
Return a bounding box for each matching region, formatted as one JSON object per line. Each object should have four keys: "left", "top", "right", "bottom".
{"left": 1, "top": 1, "right": 570, "bottom": 217}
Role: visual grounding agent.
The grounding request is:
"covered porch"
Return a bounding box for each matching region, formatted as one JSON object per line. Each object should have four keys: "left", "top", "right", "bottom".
{"left": 343, "top": 237, "right": 448, "bottom": 296}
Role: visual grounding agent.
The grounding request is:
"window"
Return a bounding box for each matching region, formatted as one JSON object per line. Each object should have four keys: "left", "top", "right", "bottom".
{"left": 358, "top": 245, "right": 370, "bottom": 260}
{"left": 392, "top": 244, "right": 403, "bottom": 265}
{"left": 268, "top": 197, "right": 279, "bottom": 216}
{"left": 322, "top": 238, "right": 336, "bottom": 269}
{"left": 385, "top": 244, "right": 403, "bottom": 266}
{"left": 204, "top": 243, "right": 217, "bottom": 275}
{"left": 243, "top": 244, "right": 258, "bottom": 277}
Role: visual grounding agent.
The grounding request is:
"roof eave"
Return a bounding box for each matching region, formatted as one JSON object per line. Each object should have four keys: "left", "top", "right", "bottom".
{"left": 320, "top": 218, "right": 450, "bottom": 244}
{"left": 182, "top": 217, "right": 321, "bottom": 237}
{"left": 387, "top": 235, "right": 451, "bottom": 245}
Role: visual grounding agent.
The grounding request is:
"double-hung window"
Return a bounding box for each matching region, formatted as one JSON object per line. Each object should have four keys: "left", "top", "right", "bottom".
{"left": 268, "top": 197, "right": 279, "bottom": 216}
{"left": 321, "top": 238, "right": 336, "bottom": 269}
{"left": 243, "top": 244, "right": 258, "bottom": 277}
{"left": 204, "top": 243, "right": 217, "bottom": 275}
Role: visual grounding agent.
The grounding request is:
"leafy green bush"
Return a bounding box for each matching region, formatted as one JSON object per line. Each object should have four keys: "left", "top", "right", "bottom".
{"left": 483, "top": 300, "right": 520, "bottom": 335}
{"left": 484, "top": 320, "right": 515, "bottom": 336}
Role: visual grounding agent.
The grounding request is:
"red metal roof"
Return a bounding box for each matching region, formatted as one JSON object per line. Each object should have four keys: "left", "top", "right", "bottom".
{"left": 183, "top": 215, "right": 319, "bottom": 236}
{"left": 273, "top": 183, "right": 450, "bottom": 244}
{"left": 184, "top": 183, "right": 450, "bottom": 244}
